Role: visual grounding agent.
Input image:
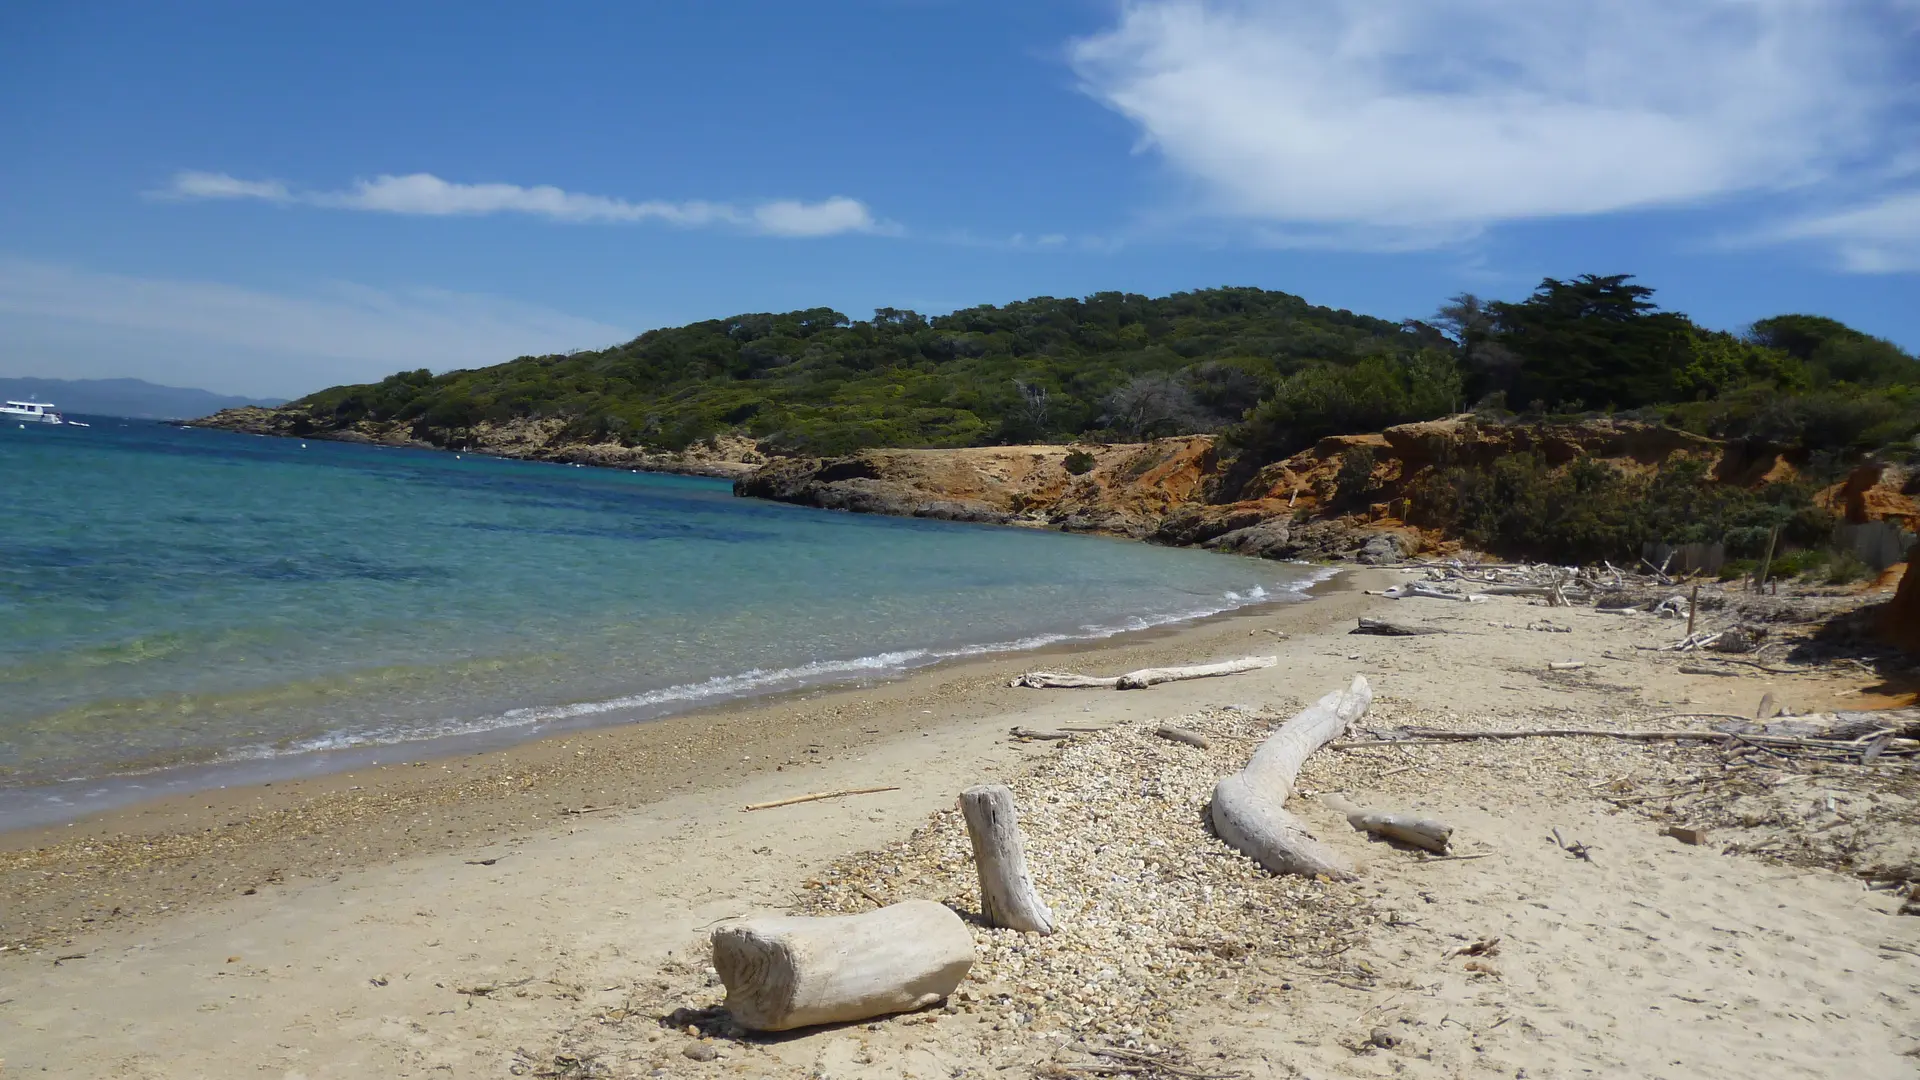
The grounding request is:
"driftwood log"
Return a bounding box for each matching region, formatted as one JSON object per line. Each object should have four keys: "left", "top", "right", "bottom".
{"left": 1382, "top": 584, "right": 1483, "bottom": 602}
{"left": 1011, "top": 656, "right": 1275, "bottom": 690}
{"left": 1209, "top": 676, "right": 1373, "bottom": 878}
{"left": 959, "top": 784, "right": 1054, "bottom": 934}
{"left": 711, "top": 899, "right": 974, "bottom": 1031}
{"left": 1352, "top": 618, "right": 1441, "bottom": 636}
{"left": 1322, "top": 794, "right": 1453, "bottom": 853}
{"left": 1154, "top": 724, "right": 1212, "bottom": 749}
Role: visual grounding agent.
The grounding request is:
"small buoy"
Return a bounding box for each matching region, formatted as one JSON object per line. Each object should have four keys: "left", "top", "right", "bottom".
{"left": 301, "top": 443, "right": 308, "bottom": 448}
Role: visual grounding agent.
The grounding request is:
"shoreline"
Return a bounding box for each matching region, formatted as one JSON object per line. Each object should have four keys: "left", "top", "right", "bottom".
{"left": 0, "top": 569, "right": 1377, "bottom": 950}
{"left": 0, "top": 565, "right": 1335, "bottom": 835}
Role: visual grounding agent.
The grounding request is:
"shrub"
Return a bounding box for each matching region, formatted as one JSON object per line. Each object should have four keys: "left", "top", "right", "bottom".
{"left": 1825, "top": 553, "right": 1871, "bottom": 585}
{"left": 1063, "top": 449, "right": 1097, "bottom": 475}
{"left": 1224, "top": 350, "right": 1461, "bottom": 471}
{"left": 1406, "top": 452, "right": 1837, "bottom": 565}
{"left": 1333, "top": 446, "right": 1379, "bottom": 508}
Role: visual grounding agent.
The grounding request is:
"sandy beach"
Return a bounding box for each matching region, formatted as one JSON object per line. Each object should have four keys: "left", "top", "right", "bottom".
{"left": 3, "top": 568, "right": 1917, "bottom": 1078}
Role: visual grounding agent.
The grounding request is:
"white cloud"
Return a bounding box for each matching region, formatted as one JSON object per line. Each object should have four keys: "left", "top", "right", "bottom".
{"left": 1069, "top": 1, "right": 1915, "bottom": 247}
{"left": 165, "top": 170, "right": 293, "bottom": 202}
{"left": 0, "top": 257, "right": 630, "bottom": 398}
{"left": 751, "top": 196, "right": 877, "bottom": 238}
{"left": 1756, "top": 190, "right": 1920, "bottom": 272}
{"left": 157, "top": 171, "right": 882, "bottom": 237}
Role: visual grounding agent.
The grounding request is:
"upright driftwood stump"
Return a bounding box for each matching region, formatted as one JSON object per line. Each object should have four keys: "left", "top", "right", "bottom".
{"left": 1210, "top": 676, "right": 1372, "bottom": 878}
{"left": 711, "top": 899, "right": 974, "bottom": 1031}
{"left": 959, "top": 784, "right": 1054, "bottom": 934}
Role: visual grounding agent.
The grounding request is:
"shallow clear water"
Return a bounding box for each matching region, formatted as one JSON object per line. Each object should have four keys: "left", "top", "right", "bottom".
{"left": 0, "top": 419, "right": 1317, "bottom": 823}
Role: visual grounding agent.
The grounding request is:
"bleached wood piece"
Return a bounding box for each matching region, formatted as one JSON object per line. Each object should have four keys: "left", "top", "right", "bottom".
{"left": 1115, "top": 655, "right": 1276, "bottom": 689}
{"left": 1011, "top": 656, "right": 1275, "bottom": 690}
{"left": 711, "top": 899, "right": 974, "bottom": 1032}
{"left": 1353, "top": 617, "right": 1441, "bottom": 636}
{"left": 1547, "top": 660, "right": 1586, "bottom": 671}
{"left": 1384, "top": 584, "right": 1488, "bottom": 603}
{"left": 1322, "top": 794, "right": 1453, "bottom": 853}
{"left": 1010, "top": 671, "right": 1123, "bottom": 689}
{"left": 1209, "top": 676, "right": 1372, "bottom": 878}
{"left": 959, "top": 785, "right": 1054, "bottom": 934}
{"left": 1154, "top": 724, "right": 1212, "bottom": 749}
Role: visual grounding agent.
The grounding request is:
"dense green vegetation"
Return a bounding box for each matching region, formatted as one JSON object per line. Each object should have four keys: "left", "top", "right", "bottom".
{"left": 285, "top": 275, "right": 1918, "bottom": 564}
{"left": 294, "top": 289, "right": 1436, "bottom": 456}
{"left": 1405, "top": 455, "right": 1837, "bottom": 565}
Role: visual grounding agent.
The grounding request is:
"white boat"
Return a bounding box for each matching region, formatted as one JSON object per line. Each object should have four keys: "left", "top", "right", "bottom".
{"left": 1, "top": 400, "right": 65, "bottom": 424}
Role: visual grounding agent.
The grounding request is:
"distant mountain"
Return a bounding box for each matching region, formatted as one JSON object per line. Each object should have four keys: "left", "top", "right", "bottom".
{"left": 0, "top": 377, "right": 284, "bottom": 420}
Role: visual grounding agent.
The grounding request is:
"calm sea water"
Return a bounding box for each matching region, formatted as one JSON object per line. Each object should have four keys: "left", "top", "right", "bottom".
{"left": 0, "top": 419, "right": 1319, "bottom": 825}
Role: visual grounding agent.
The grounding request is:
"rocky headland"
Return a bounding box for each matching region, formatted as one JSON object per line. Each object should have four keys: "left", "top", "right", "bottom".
{"left": 737, "top": 414, "right": 1919, "bottom": 564}
{"left": 185, "top": 406, "right": 768, "bottom": 479}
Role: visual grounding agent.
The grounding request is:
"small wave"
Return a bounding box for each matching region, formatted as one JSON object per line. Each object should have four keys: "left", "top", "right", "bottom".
{"left": 220, "top": 573, "right": 1330, "bottom": 765}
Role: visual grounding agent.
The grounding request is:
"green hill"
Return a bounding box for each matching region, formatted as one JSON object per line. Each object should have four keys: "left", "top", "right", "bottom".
{"left": 274, "top": 278, "right": 1917, "bottom": 480}
{"left": 286, "top": 287, "right": 1444, "bottom": 456}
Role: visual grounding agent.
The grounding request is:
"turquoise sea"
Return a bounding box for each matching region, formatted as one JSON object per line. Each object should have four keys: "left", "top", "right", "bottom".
{"left": 0, "top": 419, "right": 1319, "bottom": 826}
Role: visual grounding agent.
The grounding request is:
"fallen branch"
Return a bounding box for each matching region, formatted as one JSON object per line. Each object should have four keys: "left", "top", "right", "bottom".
{"left": 1009, "top": 727, "right": 1077, "bottom": 741}
{"left": 1547, "top": 660, "right": 1586, "bottom": 671}
{"left": 1678, "top": 664, "right": 1742, "bottom": 677}
{"left": 1352, "top": 618, "right": 1441, "bottom": 636}
{"left": 1338, "top": 726, "right": 1916, "bottom": 752}
{"left": 1154, "top": 725, "right": 1212, "bottom": 749}
{"left": 1210, "top": 676, "right": 1372, "bottom": 878}
{"left": 1382, "top": 584, "right": 1486, "bottom": 603}
{"left": 1322, "top": 793, "right": 1452, "bottom": 853}
{"left": 1012, "top": 656, "right": 1276, "bottom": 690}
{"left": 741, "top": 786, "right": 899, "bottom": 812}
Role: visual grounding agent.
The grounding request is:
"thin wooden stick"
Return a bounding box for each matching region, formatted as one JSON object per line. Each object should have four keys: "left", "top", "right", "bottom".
{"left": 1336, "top": 727, "right": 1911, "bottom": 750}
{"left": 741, "top": 786, "right": 900, "bottom": 812}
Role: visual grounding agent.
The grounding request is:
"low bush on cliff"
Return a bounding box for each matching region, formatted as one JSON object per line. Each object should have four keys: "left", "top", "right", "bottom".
{"left": 1407, "top": 455, "right": 1835, "bottom": 564}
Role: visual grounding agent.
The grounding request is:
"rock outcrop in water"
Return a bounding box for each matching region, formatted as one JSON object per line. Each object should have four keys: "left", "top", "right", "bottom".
{"left": 185, "top": 408, "right": 766, "bottom": 479}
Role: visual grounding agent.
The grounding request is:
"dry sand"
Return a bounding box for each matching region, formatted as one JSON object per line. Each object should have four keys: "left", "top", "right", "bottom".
{"left": 2, "top": 569, "right": 1916, "bottom": 1078}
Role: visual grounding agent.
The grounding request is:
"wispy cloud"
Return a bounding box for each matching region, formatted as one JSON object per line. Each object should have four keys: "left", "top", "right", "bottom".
{"left": 0, "top": 256, "right": 630, "bottom": 397}
{"left": 1069, "top": 1, "right": 1917, "bottom": 255}
{"left": 1752, "top": 190, "right": 1920, "bottom": 273}
{"left": 157, "top": 171, "right": 885, "bottom": 238}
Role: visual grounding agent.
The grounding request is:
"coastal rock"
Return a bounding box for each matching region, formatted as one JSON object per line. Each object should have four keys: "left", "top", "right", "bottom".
{"left": 736, "top": 439, "right": 1215, "bottom": 540}
{"left": 1358, "top": 532, "right": 1408, "bottom": 565}
{"left": 1202, "top": 521, "right": 1295, "bottom": 559}
{"left": 184, "top": 409, "right": 766, "bottom": 479}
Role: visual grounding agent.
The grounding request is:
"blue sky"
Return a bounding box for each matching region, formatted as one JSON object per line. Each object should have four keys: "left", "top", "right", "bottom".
{"left": 1, "top": 0, "right": 1916, "bottom": 399}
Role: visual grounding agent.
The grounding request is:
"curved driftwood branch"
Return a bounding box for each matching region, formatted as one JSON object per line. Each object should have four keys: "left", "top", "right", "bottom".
{"left": 959, "top": 784, "right": 1054, "bottom": 934}
{"left": 1209, "top": 676, "right": 1372, "bottom": 878}
{"left": 711, "top": 899, "right": 974, "bottom": 1032}
{"left": 1012, "top": 656, "right": 1275, "bottom": 690}
{"left": 1322, "top": 794, "right": 1452, "bottom": 853}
